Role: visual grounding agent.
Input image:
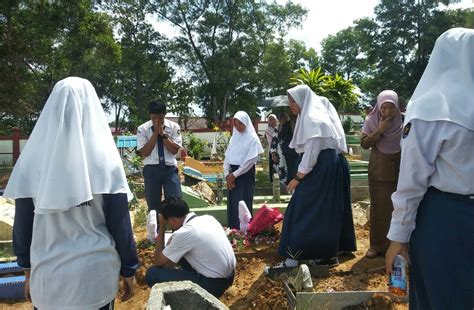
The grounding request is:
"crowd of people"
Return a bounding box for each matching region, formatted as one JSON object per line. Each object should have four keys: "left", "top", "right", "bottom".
{"left": 3, "top": 27, "right": 473, "bottom": 309}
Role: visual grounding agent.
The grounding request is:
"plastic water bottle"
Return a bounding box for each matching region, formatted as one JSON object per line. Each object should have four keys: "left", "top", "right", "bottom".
{"left": 389, "top": 255, "right": 407, "bottom": 296}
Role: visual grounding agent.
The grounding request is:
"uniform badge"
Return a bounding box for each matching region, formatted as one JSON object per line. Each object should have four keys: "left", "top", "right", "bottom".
{"left": 402, "top": 122, "right": 411, "bottom": 139}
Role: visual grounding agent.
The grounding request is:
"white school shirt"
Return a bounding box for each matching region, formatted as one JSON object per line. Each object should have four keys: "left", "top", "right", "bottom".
{"left": 30, "top": 195, "right": 120, "bottom": 310}
{"left": 387, "top": 120, "right": 474, "bottom": 243}
{"left": 223, "top": 156, "right": 259, "bottom": 177}
{"left": 297, "top": 137, "right": 339, "bottom": 174}
{"left": 137, "top": 119, "right": 182, "bottom": 166}
{"left": 162, "top": 213, "right": 236, "bottom": 278}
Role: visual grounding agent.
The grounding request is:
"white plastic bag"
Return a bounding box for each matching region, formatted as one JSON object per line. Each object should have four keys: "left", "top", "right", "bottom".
{"left": 238, "top": 200, "right": 252, "bottom": 234}
{"left": 146, "top": 210, "right": 158, "bottom": 243}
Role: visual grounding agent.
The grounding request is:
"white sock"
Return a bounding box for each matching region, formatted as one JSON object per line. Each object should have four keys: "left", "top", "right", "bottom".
{"left": 285, "top": 258, "right": 298, "bottom": 267}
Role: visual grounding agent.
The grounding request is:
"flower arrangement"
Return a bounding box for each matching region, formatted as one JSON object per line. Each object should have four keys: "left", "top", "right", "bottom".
{"left": 225, "top": 227, "right": 279, "bottom": 252}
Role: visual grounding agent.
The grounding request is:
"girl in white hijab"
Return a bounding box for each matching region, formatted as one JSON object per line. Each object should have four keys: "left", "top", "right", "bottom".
{"left": 275, "top": 84, "right": 348, "bottom": 268}
{"left": 224, "top": 111, "right": 263, "bottom": 229}
{"left": 5, "top": 77, "right": 138, "bottom": 309}
{"left": 385, "top": 28, "right": 474, "bottom": 309}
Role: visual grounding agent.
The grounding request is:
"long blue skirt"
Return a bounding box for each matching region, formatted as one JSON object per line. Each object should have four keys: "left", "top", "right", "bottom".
{"left": 227, "top": 165, "right": 256, "bottom": 229}
{"left": 338, "top": 154, "right": 357, "bottom": 252}
{"left": 409, "top": 187, "right": 474, "bottom": 310}
{"left": 278, "top": 149, "right": 344, "bottom": 260}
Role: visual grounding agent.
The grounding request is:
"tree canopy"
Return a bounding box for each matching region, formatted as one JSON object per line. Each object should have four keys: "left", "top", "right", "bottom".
{"left": 1, "top": 0, "right": 472, "bottom": 134}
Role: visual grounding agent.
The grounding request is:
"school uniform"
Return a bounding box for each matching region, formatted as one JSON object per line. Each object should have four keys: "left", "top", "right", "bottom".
{"left": 224, "top": 111, "right": 263, "bottom": 229}
{"left": 388, "top": 120, "right": 474, "bottom": 309}
{"left": 145, "top": 213, "right": 236, "bottom": 297}
{"left": 4, "top": 77, "right": 138, "bottom": 309}
{"left": 279, "top": 138, "right": 345, "bottom": 260}
{"left": 137, "top": 119, "right": 182, "bottom": 212}
{"left": 14, "top": 195, "right": 138, "bottom": 310}
{"left": 387, "top": 28, "right": 474, "bottom": 310}
{"left": 278, "top": 85, "right": 354, "bottom": 261}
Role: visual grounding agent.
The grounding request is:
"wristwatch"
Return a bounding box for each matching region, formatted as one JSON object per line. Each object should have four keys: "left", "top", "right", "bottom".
{"left": 294, "top": 175, "right": 304, "bottom": 182}
{"left": 162, "top": 134, "right": 169, "bottom": 139}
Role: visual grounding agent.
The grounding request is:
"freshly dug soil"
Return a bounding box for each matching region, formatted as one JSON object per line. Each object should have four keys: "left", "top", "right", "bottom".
{"left": 0, "top": 222, "right": 407, "bottom": 310}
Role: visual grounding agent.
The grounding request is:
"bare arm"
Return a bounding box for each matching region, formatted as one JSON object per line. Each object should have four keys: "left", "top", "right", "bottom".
{"left": 153, "top": 214, "right": 172, "bottom": 267}
{"left": 163, "top": 137, "right": 181, "bottom": 155}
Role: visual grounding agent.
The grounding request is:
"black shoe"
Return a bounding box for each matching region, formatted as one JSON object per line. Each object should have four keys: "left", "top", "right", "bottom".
{"left": 311, "top": 257, "right": 339, "bottom": 267}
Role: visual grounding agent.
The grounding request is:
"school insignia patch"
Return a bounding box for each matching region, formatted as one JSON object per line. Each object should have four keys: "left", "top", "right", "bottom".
{"left": 402, "top": 122, "right": 411, "bottom": 139}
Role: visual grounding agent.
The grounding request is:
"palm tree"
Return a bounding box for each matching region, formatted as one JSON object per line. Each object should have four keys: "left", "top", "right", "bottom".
{"left": 290, "top": 68, "right": 360, "bottom": 112}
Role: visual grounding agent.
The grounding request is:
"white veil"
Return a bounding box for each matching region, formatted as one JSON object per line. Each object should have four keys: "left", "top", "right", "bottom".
{"left": 405, "top": 28, "right": 474, "bottom": 130}
{"left": 287, "top": 85, "right": 344, "bottom": 152}
{"left": 4, "top": 77, "right": 133, "bottom": 214}
{"left": 225, "top": 111, "right": 263, "bottom": 165}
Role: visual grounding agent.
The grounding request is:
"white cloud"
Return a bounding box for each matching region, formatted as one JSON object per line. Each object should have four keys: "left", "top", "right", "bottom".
{"left": 282, "top": 0, "right": 379, "bottom": 51}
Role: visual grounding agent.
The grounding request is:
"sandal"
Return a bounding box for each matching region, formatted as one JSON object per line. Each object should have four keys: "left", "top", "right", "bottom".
{"left": 365, "top": 248, "right": 379, "bottom": 258}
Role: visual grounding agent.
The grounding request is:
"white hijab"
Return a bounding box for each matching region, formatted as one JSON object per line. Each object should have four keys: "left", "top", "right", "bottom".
{"left": 225, "top": 111, "right": 264, "bottom": 165}
{"left": 320, "top": 96, "right": 348, "bottom": 153}
{"left": 405, "top": 28, "right": 474, "bottom": 130}
{"left": 4, "top": 77, "right": 132, "bottom": 214}
{"left": 287, "top": 85, "right": 345, "bottom": 152}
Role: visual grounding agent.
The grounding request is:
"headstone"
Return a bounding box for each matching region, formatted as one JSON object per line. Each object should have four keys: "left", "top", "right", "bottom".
{"left": 147, "top": 281, "right": 228, "bottom": 310}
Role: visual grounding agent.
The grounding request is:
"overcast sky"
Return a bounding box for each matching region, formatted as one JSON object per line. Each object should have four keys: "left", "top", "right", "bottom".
{"left": 282, "top": 0, "right": 379, "bottom": 51}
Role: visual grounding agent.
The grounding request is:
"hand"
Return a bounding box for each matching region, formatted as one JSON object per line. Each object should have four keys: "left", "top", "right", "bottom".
{"left": 24, "top": 271, "right": 31, "bottom": 302}
{"left": 153, "top": 119, "right": 164, "bottom": 136}
{"left": 286, "top": 178, "right": 300, "bottom": 194}
{"left": 385, "top": 241, "right": 410, "bottom": 274}
{"left": 271, "top": 153, "right": 278, "bottom": 163}
{"left": 226, "top": 174, "right": 236, "bottom": 190}
{"left": 158, "top": 213, "right": 166, "bottom": 228}
{"left": 121, "top": 276, "right": 135, "bottom": 302}
{"left": 378, "top": 117, "right": 393, "bottom": 133}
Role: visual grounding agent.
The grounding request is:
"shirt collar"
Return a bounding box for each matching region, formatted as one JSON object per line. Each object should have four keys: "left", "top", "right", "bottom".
{"left": 184, "top": 212, "right": 197, "bottom": 224}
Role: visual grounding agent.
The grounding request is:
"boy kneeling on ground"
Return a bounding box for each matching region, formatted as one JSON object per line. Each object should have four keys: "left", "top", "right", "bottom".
{"left": 145, "top": 197, "right": 236, "bottom": 298}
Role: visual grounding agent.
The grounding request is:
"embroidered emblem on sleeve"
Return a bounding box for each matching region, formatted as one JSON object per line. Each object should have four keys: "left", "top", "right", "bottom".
{"left": 402, "top": 122, "right": 412, "bottom": 139}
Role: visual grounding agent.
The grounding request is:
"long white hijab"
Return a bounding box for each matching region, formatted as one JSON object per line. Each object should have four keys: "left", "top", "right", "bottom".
{"left": 287, "top": 85, "right": 345, "bottom": 152}
{"left": 320, "top": 96, "right": 348, "bottom": 153}
{"left": 4, "top": 77, "right": 132, "bottom": 214}
{"left": 405, "top": 28, "right": 474, "bottom": 130}
{"left": 225, "top": 111, "right": 264, "bottom": 165}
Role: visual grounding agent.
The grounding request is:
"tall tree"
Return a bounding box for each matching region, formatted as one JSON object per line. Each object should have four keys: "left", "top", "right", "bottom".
{"left": 320, "top": 1, "right": 471, "bottom": 106}
{"left": 150, "top": 0, "right": 307, "bottom": 123}
{"left": 0, "top": 0, "right": 120, "bottom": 133}
{"left": 106, "top": 0, "right": 172, "bottom": 131}
{"left": 320, "top": 27, "right": 367, "bottom": 85}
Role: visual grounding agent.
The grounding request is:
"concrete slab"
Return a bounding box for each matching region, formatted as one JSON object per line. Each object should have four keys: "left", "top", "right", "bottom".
{"left": 292, "top": 291, "right": 407, "bottom": 310}
{"left": 147, "top": 280, "right": 228, "bottom": 310}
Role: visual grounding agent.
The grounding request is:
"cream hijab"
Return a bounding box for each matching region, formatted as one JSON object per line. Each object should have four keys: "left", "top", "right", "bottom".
{"left": 225, "top": 111, "right": 264, "bottom": 165}
{"left": 4, "top": 77, "right": 132, "bottom": 214}
{"left": 405, "top": 28, "right": 474, "bottom": 130}
{"left": 287, "top": 85, "right": 345, "bottom": 153}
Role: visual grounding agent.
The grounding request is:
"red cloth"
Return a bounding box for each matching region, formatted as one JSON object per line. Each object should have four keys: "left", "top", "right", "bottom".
{"left": 247, "top": 205, "right": 283, "bottom": 236}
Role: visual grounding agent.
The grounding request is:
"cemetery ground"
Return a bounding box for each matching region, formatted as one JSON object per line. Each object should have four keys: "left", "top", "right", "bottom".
{"left": 1, "top": 196, "right": 407, "bottom": 310}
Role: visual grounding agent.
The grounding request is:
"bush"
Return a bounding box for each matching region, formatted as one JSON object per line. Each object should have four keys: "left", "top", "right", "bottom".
{"left": 342, "top": 116, "right": 354, "bottom": 133}
{"left": 183, "top": 132, "right": 207, "bottom": 160}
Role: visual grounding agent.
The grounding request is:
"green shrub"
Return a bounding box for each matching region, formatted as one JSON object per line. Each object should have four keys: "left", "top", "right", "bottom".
{"left": 342, "top": 116, "right": 354, "bottom": 133}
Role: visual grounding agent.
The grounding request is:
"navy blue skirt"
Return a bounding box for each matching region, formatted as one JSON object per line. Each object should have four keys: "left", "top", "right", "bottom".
{"left": 409, "top": 187, "right": 474, "bottom": 310}
{"left": 227, "top": 165, "right": 256, "bottom": 229}
{"left": 338, "top": 154, "right": 357, "bottom": 252}
{"left": 278, "top": 149, "right": 345, "bottom": 260}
